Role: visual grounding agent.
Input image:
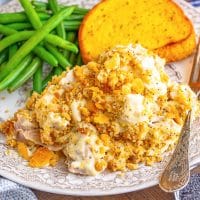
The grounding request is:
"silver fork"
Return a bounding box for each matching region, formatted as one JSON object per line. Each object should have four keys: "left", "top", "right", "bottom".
{"left": 159, "top": 37, "right": 200, "bottom": 192}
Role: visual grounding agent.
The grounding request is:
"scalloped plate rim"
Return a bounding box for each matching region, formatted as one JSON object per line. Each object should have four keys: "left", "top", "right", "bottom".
{"left": 0, "top": 156, "right": 199, "bottom": 196}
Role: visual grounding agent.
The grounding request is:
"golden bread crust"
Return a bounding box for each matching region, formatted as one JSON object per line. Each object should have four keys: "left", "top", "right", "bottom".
{"left": 154, "top": 29, "right": 196, "bottom": 62}
{"left": 79, "top": 0, "right": 193, "bottom": 63}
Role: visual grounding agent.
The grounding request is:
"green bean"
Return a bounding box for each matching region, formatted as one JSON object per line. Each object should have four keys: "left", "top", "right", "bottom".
{"left": 69, "top": 38, "right": 79, "bottom": 67}
{"left": 66, "top": 32, "right": 77, "bottom": 43}
{"left": 49, "top": 0, "right": 67, "bottom": 59}
{"left": 0, "top": 25, "right": 60, "bottom": 67}
{"left": 31, "top": 0, "right": 47, "bottom": 9}
{"left": 0, "top": 12, "right": 84, "bottom": 24}
{"left": 8, "top": 57, "right": 42, "bottom": 92}
{"left": 19, "top": 0, "right": 54, "bottom": 64}
{"left": 0, "top": 24, "right": 16, "bottom": 35}
{"left": 69, "top": 52, "right": 77, "bottom": 66}
{"left": 64, "top": 21, "right": 81, "bottom": 26}
{"left": 0, "top": 30, "right": 77, "bottom": 54}
{"left": 54, "top": 66, "right": 63, "bottom": 76}
{"left": 45, "top": 43, "right": 71, "bottom": 69}
{"left": 0, "top": 54, "right": 33, "bottom": 91}
{"left": 41, "top": 13, "right": 85, "bottom": 21}
{"left": 59, "top": 5, "right": 89, "bottom": 14}
{"left": 9, "top": 44, "right": 18, "bottom": 59}
{"left": 19, "top": 0, "right": 67, "bottom": 68}
{"left": 0, "top": 62, "right": 7, "bottom": 73}
{"left": 0, "top": 49, "right": 8, "bottom": 65}
{"left": 0, "top": 7, "right": 75, "bottom": 81}
{"left": 34, "top": 46, "right": 58, "bottom": 67}
{"left": 0, "top": 31, "right": 33, "bottom": 52}
{"left": 35, "top": 12, "right": 51, "bottom": 20}
{"left": 64, "top": 24, "right": 80, "bottom": 31}
{"left": 31, "top": 0, "right": 48, "bottom": 12}
{"left": 0, "top": 12, "right": 49, "bottom": 24}
{"left": 7, "top": 23, "right": 33, "bottom": 31}
{"left": 6, "top": 20, "right": 81, "bottom": 31}
{"left": 42, "top": 69, "right": 54, "bottom": 90}
{"left": 33, "top": 6, "right": 47, "bottom": 12}
{"left": 42, "top": 13, "right": 85, "bottom": 21}
{"left": 76, "top": 52, "right": 83, "bottom": 66}
{"left": 57, "top": 5, "right": 89, "bottom": 14}
{"left": 64, "top": 21, "right": 81, "bottom": 31}
{"left": 65, "top": 14, "right": 85, "bottom": 21}
{"left": 0, "top": 12, "right": 29, "bottom": 24}
{"left": 45, "top": 34, "right": 78, "bottom": 53}
{"left": 2, "top": 39, "right": 59, "bottom": 67}
{"left": 73, "top": 7, "right": 89, "bottom": 15}
{"left": 65, "top": 32, "right": 76, "bottom": 58}
{"left": 49, "top": 0, "right": 66, "bottom": 39}
{"left": 33, "top": 64, "right": 43, "bottom": 93}
{"left": 19, "top": 0, "right": 42, "bottom": 29}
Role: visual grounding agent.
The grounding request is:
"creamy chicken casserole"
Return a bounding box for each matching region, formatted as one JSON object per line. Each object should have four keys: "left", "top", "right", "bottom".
{"left": 0, "top": 44, "right": 199, "bottom": 176}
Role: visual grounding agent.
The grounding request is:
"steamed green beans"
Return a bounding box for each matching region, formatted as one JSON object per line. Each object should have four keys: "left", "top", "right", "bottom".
{"left": 76, "top": 52, "right": 83, "bottom": 66}
{"left": 8, "top": 57, "right": 42, "bottom": 92}
{"left": 45, "top": 43, "right": 71, "bottom": 69}
{"left": 49, "top": 0, "right": 66, "bottom": 40}
{"left": 0, "top": 26, "right": 59, "bottom": 66}
{"left": 34, "top": 46, "right": 58, "bottom": 67}
{"left": 0, "top": 12, "right": 50, "bottom": 24}
{"left": 0, "top": 0, "right": 86, "bottom": 92}
{"left": 0, "top": 7, "right": 75, "bottom": 81}
{"left": 19, "top": 0, "right": 43, "bottom": 29}
{"left": 0, "top": 54, "right": 33, "bottom": 91}
{"left": 33, "top": 64, "right": 43, "bottom": 93}
{"left": 6, "top": 20, "right": 82, "bottom": 31}
{"left": 54, "top": 66, "right": 63, "bottom": 76}
{"left": 0, "top": 12, "right": 84, "bottom": 24}
{"left": 42, "top": 69, "right": 54, "bottom": 90}
{"left": 0, "top": 24, "right": 16, "bottom": 35}
{"left": 0, "top": 49, "right": 8, "bottom": 65}
{"left": 0, "top": 31, "right": 33, "bottom": 52}
{"left": 7, "top": 22, "right": 33, "bottom": 30}
{"left": 0, "top": 30, "right": 78, "bottom": 55}
{"left": 8, "top": 44, "right": 18, "bottom": 59}
{"left": 65, "top": 32, "right": 76, "bottom": 58}
{"left": 18, "top": 0, "right": 59, "bottom": 67}
{"left": 45, "top": 34, "right": 78, "bottom": 53}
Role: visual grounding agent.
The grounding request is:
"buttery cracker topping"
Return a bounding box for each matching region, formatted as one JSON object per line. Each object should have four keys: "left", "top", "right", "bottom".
{"left": 0, "top": 44, "right": 199, "bottom": 176}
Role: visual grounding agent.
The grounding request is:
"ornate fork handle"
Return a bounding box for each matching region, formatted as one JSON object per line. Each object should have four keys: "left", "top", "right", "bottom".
{"left": 159, "top": 111, "right": 191, "bottom": 192}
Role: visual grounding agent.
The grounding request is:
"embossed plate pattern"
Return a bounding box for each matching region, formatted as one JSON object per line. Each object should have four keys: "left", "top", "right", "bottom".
{"left": 0, "top": 0, "right": 200, "bottom": 196}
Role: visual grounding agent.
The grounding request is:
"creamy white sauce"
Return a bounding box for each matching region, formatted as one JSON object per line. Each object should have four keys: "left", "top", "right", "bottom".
{"left": 63, "top": 123, "right": 106, "bottom": 176}
{"left": 71, "top": 100, "right": 86, "bottom": 122}
{"left": 121, "top": 94, "right": 147, "bottom": 124}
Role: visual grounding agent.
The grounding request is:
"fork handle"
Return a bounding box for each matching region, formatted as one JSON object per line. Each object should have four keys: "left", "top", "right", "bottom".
{"left": 159, "top": 111, "right": 191, "bottom": 192}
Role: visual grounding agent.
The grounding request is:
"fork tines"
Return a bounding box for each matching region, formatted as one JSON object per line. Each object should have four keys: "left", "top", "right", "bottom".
{"left": 189, "top": 37, "right": 200, "bottom": 90}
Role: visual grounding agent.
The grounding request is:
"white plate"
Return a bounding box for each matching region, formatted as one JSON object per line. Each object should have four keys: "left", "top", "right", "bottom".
{"left": 0, "top": 0, "right": 200, "bottom": 196}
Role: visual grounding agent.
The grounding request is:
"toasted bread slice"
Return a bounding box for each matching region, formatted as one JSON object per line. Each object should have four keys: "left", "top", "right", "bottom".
{"left": 154, "top": 29, "right": 196, "bottom": 62}
{"left": 79, "top": 0, "right": 192, "bottom": 63}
